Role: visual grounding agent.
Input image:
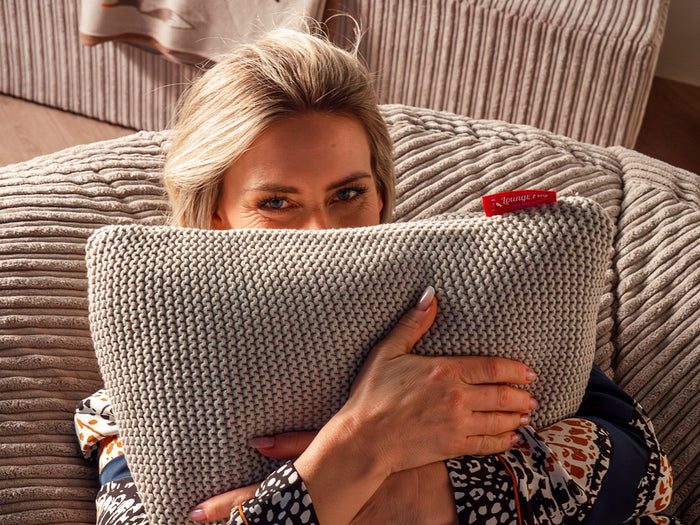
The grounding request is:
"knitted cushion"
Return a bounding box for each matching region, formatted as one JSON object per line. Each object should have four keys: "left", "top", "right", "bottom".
{"left": 86, "top": 196, "right": 612, "bottom": 525}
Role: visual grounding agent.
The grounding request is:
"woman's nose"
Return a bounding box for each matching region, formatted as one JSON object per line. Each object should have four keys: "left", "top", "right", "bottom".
{"left": 300, "top": 209, "right": 331, "bottom": 230}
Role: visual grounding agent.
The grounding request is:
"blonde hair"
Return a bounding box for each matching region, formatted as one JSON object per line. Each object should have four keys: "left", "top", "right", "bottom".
{"left": 162, "top": 26, "right": 395, "bottom": 228}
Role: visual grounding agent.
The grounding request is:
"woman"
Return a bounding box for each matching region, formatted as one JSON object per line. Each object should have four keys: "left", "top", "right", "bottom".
{"left": 76, "top": 27, "right": 674, "bottom": 524}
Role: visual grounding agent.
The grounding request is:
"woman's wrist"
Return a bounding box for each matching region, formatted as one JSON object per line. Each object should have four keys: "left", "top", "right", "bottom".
{"left": 423, "top": 462, "right": 459, "bottom": 525}
{"left": 293, "top": 411, "right": 389, "bottom": 525}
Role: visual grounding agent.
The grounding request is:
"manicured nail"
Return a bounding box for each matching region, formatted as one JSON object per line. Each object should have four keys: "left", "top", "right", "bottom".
{"left": 249, "top": 436, "right": 275, "bottom": 449}
{"left": 188, "top": 509, "right": 207, "bottom": 522}
{"left": 525, "top": 369, "right": 537, "bottom": 382}
{"left": 416, "top": 286, "right": 435, "bottom": 311}
{"left": 529, "top": 398, "right": 539, "bottom": 410}
{"left": 510, "top": 433, "right": 522, "bottom": 445}
{"left": 520, "top": 414, "right": 530, "bottom": 426}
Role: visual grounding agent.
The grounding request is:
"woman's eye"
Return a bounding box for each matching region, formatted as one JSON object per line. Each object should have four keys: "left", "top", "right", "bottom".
{"left": 262, "top": 198, "right": 289, "bottom": 210}
{"left": 335, "top": 188, "right": 363, "bottom": 201}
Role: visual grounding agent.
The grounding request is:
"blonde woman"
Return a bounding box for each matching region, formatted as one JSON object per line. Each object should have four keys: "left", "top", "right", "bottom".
{"left": 76, "top": 27, "right": 675, "bottom": 525}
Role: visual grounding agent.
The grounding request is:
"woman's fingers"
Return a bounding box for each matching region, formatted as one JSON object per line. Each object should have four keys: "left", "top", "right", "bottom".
{"left": 462, "top": 431, "right": 524, "bottom": 456}
{"left": 251, "top": 431, "right": 318, "bottom": 459}
{"left": 464, "top": 410, "right": 530, "bottom": 437}
{"left": 456, "top": 355, "right": 538, "bottom": 386}
{"left": 188, "top": 483, "right": 260, "bottom": 522}
{"left": 465, "top": 382, "right": 538, "bottom": 414}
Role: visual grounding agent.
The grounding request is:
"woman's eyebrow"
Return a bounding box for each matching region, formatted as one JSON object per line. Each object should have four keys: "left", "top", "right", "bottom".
{"left": 326, "top": 173, "right": 373, "bottom": 191}
{"left": 243, "top": 173, "right": 372, "bottom": 194}
{"left": 242, "top": 183, "right": 299, "bottom": 194}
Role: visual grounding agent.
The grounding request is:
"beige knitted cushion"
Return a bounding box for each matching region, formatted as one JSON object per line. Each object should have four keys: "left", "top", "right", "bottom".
{"left": 87, "top": 196, "right": 612, "bottom": 525}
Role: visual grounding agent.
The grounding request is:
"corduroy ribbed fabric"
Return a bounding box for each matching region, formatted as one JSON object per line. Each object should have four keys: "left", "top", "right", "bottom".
{"left": 331, "top": 0, "right": 669, "bottom": 147}
{"left": 610, "top": 146, "right": 700, "bottom": 521}
{"left": 0, "top": 132, "right": 169, "bottom": 525}
{"left": 1, "top": 105, "right": 696, "bottom": 523}
{"left": 0, "top": 0, "right": 668, "bottom": 145}
{"left": 0, "top": 0, "right": 197, "bottom": 131}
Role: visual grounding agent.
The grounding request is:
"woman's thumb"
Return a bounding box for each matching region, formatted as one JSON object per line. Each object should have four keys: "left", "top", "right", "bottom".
{"left": 373, "top": 286, "right": 437, "bottom": 360}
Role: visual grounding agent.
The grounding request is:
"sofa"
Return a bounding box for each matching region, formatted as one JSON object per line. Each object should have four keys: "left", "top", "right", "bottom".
{"left": 1, "top": 104, "right": 698, "bottom": 524}
{"left": 0, "top": 0, "right": 669, "bottom": 147}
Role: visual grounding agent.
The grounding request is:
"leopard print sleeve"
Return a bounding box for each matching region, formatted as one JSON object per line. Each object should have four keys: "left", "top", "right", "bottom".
{"left": 228, "top": 461, "right": 319, "bottom": 525}
{"left": 445, "top": 365, "right": 678, "bottom": 524}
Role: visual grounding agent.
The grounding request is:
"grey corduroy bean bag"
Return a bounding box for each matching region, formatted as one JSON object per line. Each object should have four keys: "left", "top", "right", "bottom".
{"left": 0, "top": 104, "right": 697, "bottom": 523}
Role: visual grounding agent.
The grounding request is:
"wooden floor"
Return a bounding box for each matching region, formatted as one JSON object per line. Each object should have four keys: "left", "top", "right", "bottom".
{"left": 0, "top": 76, "right": 699, "bottom": 174}
{"left": 635, "top": 77, "right": 700, "bottom": 174}
{"left": 0, "top": 95, "right": 134, "bottom": 167}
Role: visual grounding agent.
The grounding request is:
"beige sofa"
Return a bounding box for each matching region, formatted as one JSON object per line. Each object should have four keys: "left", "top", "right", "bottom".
{"left": 0, "top": 0, "right": 669, "bottom": 147}
{"left": 1, "top": 104, "right": 698, "bottom": 524}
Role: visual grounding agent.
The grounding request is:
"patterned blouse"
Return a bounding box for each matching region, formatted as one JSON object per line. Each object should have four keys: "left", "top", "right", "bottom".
{"left": 75, "top": 366, "right": 678, "bottom": 524}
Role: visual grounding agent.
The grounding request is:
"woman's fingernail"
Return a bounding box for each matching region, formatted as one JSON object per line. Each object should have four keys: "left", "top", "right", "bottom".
{"left": 249, "top": 436, "right": 275, "bottom": 449}
{"left": 520, "top": 414, "right": 530, "bottom": 426}
{"left": 529, "top": 398, "right": 539, "bottom": 410}
{"left": 511, "top": 433, "right": 522, "bottom": 445}
{"left": 416, "top": 286, "right": 435, "bottom": 311}
{"left": 526, "top": 369, "right": 537, "bottom": 382}
{"left": 188, "top": 509, "right": 207, "bottom": 522}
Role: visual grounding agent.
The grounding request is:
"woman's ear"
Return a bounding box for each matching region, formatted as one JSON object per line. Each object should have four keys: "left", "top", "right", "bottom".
{"left": 212, "top": 209, "right": 228, "bottom": 230}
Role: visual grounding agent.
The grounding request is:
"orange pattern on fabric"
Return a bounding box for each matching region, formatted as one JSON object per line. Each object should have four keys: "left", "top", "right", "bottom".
{"left": 99, "top": 435, "right": 125, "bottom": 473}
{"left": 497, "top": 454, "right": 523, "bottom": 525}
{"left": 237, "top": 503, "right": 250, "bottom": 525}
{"left": 650, "top": 454, "right": 674, "bottom": 513}
{"left": 539, "top": 418, "right": 601, "bottom": 485}
{"left": 76, "top": 417, "right": 107, "bottom": 450}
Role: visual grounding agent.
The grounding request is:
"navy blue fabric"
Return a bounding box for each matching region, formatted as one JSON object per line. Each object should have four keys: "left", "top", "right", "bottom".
{"left": 577, "top": 365, "right": 650, "bottom": 524}
{"left": 99, "top": 453, "right": 133, "bottom": 485}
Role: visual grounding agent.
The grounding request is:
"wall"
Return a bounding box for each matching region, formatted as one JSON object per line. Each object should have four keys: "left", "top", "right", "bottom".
{"left": 654, "top": 0, "right": 700, "bottom": 86}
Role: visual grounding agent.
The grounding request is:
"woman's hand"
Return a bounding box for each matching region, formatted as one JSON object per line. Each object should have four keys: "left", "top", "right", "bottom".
{"left": 294, "top": 286, "right": 536, "bottom": 523}
{"left": 189, "top": 433, "right": 458, "bottom": 524}
{"left": 325, "top": 286, "right": 536, "bottom": 471}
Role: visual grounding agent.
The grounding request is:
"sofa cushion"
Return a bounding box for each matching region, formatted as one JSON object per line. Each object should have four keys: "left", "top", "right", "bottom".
{"left": 86, "top": 197, "right": 613, "bottom": 524}
{"left": 610, "top": 146, "right": 700, "bottom": 520}
{"left": 0, "top": 132, "right": 169, "bottom": 525}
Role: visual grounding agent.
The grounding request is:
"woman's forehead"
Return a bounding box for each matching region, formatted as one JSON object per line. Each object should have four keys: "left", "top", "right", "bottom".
{"left": 224, "top": 113, "right": 373, "bottom": 190}
{"left": 254, "top": 112, "right": 369, "bottom": 151}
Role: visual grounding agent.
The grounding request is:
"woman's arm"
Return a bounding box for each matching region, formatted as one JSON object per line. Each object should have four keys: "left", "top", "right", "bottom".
{"left": 194, "top": 439, "right": 460, "bottom": 524}
{"left": 270, "top": 288, "right": 536, "bottom": 524}
{"left": 87, "top": 364, "right": 676, "bottom": 525}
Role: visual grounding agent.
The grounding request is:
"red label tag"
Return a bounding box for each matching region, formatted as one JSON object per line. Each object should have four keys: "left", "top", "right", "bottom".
{"left": 482, "top": 190, "right": 557, "bottom": 217}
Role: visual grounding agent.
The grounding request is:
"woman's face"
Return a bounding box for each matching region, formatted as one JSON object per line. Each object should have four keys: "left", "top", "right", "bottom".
{"left": 213, "top": 112, "right": 384, "bottom": 230}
